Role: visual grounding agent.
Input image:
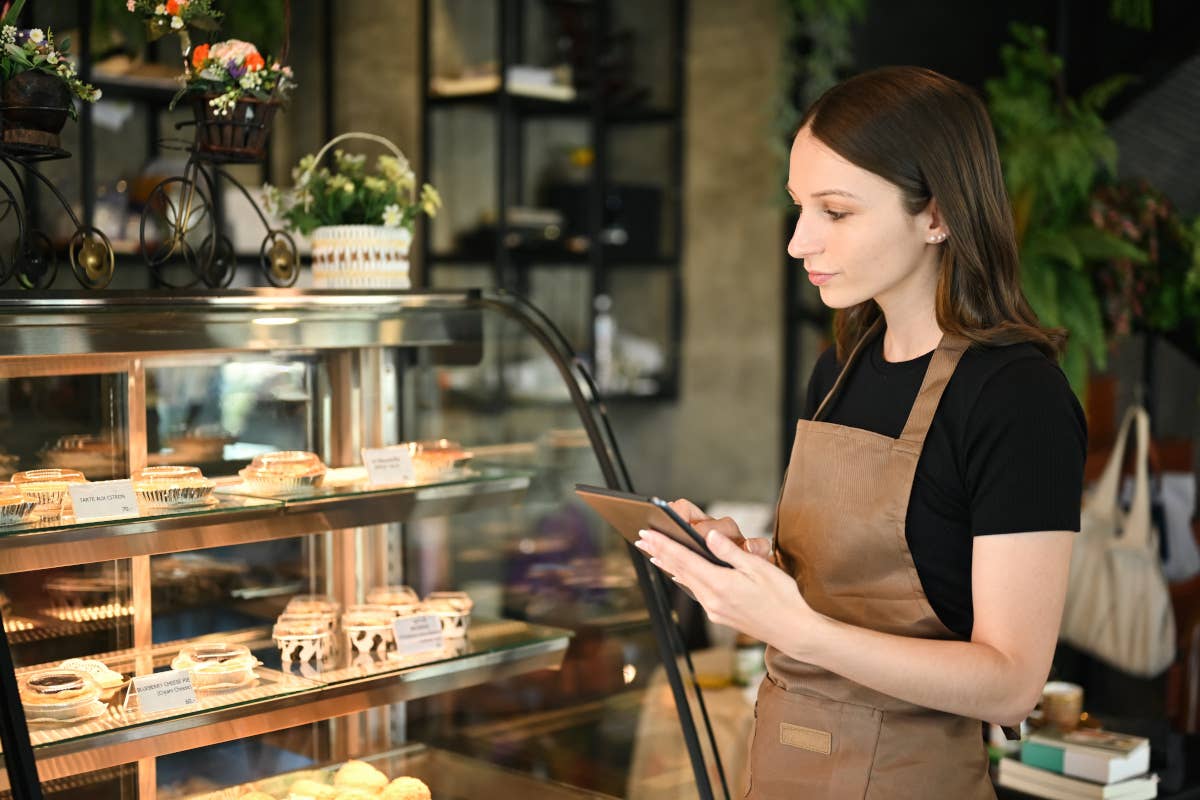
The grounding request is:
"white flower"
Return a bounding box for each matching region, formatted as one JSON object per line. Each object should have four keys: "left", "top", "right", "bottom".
{"left": 28, "top": 28, "right": 44, "bottom": 44}
{"left": 93, "top": 89, "right": 102, "bottom": 101}
{"left": 382, "top": 204, "right": 403, "bottom": 228}
{"left": 155, "top": 4, "right": 166, "bottom": 14}
{"left": 2, "top": 26, "right": 16, "bottom": 47}
{"left": 171, "top": 15, "right": 184, "bottom": 29}
{"left": 46, "top": 52, "right": 58, "bottom": 64}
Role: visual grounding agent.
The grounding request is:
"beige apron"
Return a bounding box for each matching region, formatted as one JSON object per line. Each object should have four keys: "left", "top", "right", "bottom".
{"left": 747, "top": 320, "right": 994, "bottom": 799}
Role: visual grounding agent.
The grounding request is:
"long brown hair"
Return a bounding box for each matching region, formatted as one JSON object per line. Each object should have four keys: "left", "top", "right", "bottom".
{"left": 798, "top": 66, "right": 1065, "bottom": 361}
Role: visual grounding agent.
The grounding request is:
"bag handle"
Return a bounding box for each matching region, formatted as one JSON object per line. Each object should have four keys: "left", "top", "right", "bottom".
{"left": 1093, "top": 405, "right": 1156, "bottom": 551}
{"left": 312, "top": 132, "right": 408, "bottom": 169}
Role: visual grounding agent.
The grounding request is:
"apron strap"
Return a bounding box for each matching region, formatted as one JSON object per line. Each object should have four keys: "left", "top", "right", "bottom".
{"left": 813, "top": 317, "right": 884, "bottom": 422}
{"left": 896, "top": 333, "right": 970, "bottom": 451}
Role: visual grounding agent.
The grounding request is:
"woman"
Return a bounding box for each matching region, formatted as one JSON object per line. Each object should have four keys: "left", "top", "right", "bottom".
{"left": 634, "top": 66, "right": 1086, "bottom": 798}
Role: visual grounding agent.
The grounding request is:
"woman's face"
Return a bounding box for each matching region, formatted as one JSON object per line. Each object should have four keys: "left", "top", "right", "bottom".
{"left": 786, "top": 127, "right": 945, "bottom": 310}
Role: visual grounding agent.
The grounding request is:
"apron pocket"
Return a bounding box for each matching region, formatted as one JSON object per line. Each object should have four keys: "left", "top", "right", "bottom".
{"left": 747, "top": 677, "right": 883, "bottom": 800}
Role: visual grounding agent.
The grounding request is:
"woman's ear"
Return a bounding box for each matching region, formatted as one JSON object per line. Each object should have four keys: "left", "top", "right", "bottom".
{"left": 924, "top": 198, "right": 949, "bottom": 244}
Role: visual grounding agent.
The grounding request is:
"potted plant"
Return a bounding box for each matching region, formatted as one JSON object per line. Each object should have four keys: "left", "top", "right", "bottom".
{"left": 171, "top": 38, "right": 295, "bottom": 161}
{"left": 985, "top": 24, "right": 1148, "bottom": 396}
{"left": 1088, "top": 178, "right": 1200, "bottom": 343}
{"left": 0, "top": 0, "right": 100, "bottom": 149}
{"left": 264, "top": 132, "right": 442, "bottom": 289}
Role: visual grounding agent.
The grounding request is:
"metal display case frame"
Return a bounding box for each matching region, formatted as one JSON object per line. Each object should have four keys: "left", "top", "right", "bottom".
{"left": 0, "top": 289, "right": 726, "bottom": 800}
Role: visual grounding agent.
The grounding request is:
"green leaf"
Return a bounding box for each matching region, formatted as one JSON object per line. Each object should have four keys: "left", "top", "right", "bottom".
{"left": 0, "top": 0, "right": 26, "bottom": 28}
{"left": 1070, "top": 225, "right": 1148, "bottom": 263}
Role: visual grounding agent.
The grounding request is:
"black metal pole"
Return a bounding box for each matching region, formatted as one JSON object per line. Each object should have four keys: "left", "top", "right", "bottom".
{"left": 0, "top": 615, "right": 42, "bottom": 799}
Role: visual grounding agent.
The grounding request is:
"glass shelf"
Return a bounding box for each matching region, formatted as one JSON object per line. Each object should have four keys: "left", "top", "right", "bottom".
{"left": 2, "top": 619, "right": 571, "bottom": 787}
{"left": 0, "top": 469, "right": 532, "bottom": 574}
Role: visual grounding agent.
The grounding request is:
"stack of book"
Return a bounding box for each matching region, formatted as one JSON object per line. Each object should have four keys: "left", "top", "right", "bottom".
{"left": 997, "top": 728, "right": 1158, "bottom": 799}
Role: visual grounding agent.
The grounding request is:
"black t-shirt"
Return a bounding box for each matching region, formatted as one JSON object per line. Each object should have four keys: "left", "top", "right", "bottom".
{"left": 802, "top": 333, "right": 1087, "bottom": 640}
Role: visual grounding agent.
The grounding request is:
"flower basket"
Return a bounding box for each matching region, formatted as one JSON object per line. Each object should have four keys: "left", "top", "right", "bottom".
{"left": 1, "top": 70, "right": 70, "bottom": 148}
{"left": 191, "top": 93, "right": 279, "bottom": 162}
{"left": 310, "top": 224, "right": 412, "bottom": 289}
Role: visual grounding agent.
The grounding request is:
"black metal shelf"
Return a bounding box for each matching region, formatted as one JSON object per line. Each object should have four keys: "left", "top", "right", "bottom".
{"left": 427, "top": 91, "right": 677, "bottom": 125}
{"left": 429, "top": 249, "right": 679, "bottom": 268}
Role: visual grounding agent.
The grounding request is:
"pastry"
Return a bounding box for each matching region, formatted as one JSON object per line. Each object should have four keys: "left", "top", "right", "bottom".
{"left": 0, "top": 482, "right": 35, "bottom": 527}
{"left": 239, "top": 451, "right": 326, "bottom": 496}
{"left": 11, "top": 468, "right": 88, "bottom": 518}
{"left": 332, "top": 759, "right": 388, "bottom": 790}
{"left": 422, "top": 591, "right": 473, "bottom": 639}
{"left": 287, "top": 779, "right": 337, "bottom": 800}
{"left": 333, "top": 789, "right": 379, "bottom": 800}
{"left": 171, "top": 642, "right": 259, "bottom": 690}
{"left": 380, "top": 777, "right": 432, "bottom": 800}
{"left": 132, "top": 465, "right": 215, "bottom": 508}
{"left": 59, "top": 658, "right": 124, "bottom": 691}
{"left": 240, "top": 792, "right": 278, "bottom": 800}
{"left": 366, "top": 585, "right": 421, "bottom": 616}
{"left": 19, "top": 668, "right": 106, "bottom": 724}
{"left": 408, "top": 439, "right": 473, "bottom": 483}
{"left": 274, "top": 615, "right": 333, "bottom": 664}
{"left": 342, "top": 606, "right": 395, "bottom": 655}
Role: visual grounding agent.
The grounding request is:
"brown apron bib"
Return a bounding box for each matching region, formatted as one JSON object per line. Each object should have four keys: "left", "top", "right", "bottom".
{"left": 747, "top": 320, "right": 994, "bottom": 799}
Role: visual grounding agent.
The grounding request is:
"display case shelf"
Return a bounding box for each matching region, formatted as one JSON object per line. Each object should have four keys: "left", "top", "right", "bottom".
{"left": 0, "top": 469, "right": 532, "bottom": 574}
{"left": 0, "top": 619, "right": 571, "bottom": 789}
{"left": 0, "top": 290, "right": 484, "bottom": 359}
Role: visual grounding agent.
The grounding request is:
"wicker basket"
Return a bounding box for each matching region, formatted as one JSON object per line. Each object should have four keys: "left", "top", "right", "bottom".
{"left": 307, "top": 132, "right": 420, "bottom": 289}
{"left": 311, "top": 224, "right": 411, "bottom": 289}
{"left": 192, "top": 94, "right": 279, "bottom": 162}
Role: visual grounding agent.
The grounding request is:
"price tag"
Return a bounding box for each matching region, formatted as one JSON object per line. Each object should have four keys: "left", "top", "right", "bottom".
{"left": 69, "top": 479, "right": 139, "bottom": 521}
{"left": 122, "top": 670, "right": 198, "bottom": 715}
{"left": 393, "top": 614, "right": 444, "bottom": 656}
{"left": 361, "top": 447, "right": 415, "bottom": 486}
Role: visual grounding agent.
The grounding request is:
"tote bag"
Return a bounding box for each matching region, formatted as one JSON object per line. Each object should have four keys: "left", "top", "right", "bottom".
{"left": 1060, "top": 406, "right": 1176, "bottom": 677}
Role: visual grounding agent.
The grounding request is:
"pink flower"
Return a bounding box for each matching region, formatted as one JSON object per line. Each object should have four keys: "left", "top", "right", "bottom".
{"left": 127, "top": 0, "right": 136, "bottom": 10}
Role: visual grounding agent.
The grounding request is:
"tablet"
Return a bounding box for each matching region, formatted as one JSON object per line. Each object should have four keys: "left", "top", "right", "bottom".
{"left": 574, "top": 484, "right": 732, "bottom": 568}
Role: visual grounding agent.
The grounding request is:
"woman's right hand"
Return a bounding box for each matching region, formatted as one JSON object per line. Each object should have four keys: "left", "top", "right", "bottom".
{"left": 668, "top": 498, "right": 772, "bottom": 561}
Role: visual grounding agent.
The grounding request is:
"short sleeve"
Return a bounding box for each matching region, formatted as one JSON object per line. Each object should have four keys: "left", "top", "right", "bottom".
{"left": 964, "top": 355, "right": 1087, "bottom": 536}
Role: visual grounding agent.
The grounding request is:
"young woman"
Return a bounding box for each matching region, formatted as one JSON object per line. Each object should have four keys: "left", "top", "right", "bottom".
{"left": 635, "top": 66, "right": 1086, "bottom": 798}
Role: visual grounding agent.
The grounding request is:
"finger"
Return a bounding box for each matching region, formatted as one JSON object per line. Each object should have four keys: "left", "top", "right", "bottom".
{"left": 706, "top": 529, "right": 767, "bottom": 572}
{"left": 743, "top": 537, "right": 773, "bottom": 559}
{"left": 705, "top": 517, "right": 746, "bottom": 545}
{"left": 637, "top": 529, "right": 720, "bottom": 593}
{"left": 669, "top": 498, "right": 710, "bottom": 524}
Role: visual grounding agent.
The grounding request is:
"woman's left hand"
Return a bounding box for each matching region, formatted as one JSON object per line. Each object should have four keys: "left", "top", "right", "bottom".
{"left": 635, "top": 528, "right": 816, "bottom": 647}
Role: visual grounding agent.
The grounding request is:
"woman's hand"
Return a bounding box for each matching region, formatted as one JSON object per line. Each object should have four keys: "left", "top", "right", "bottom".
{"left": 667, "top": 498, "right": 772, "bottom": 560}
{"left": 635, "top": 526, "right": 815, "bottom": 646}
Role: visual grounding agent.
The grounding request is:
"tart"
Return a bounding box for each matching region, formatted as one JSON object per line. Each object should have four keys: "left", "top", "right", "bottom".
{"left": 132, "top": 465, "right": 216, "bottom": 508}
{"left": 171, "top": 642, "right": 259, "bottom": 690}
{"left": 11, "top": 468, "right": 88, "bottom": 518}
{"left": 0, "top": 482, "right": 35, "bottom": 527}
{"left": 19, "top": 668, "right": 106, "bottom": 725}
{"left": 409, "top": 439, "right": 473, "bottom": 483}
{"left": 239, "top": 451, "right": 326, "bottom": 496}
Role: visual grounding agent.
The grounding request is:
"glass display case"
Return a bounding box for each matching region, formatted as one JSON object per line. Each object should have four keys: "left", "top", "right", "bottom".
{"left": 0, "top": 290, "right": 725, "bottom": 800}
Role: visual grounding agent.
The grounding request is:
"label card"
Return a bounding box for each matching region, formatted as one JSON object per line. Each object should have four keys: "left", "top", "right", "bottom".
{"left": 393, "top": 614, "right": 444, "bottom": 656}
{"left": 123, "top": 670, "right": 198, "bottom": 715}
{"left": 69, "top": 479, "right": 139, "bottom": 521}
{"left": 362, "top": 447, "right": 415, "bottom": 487}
